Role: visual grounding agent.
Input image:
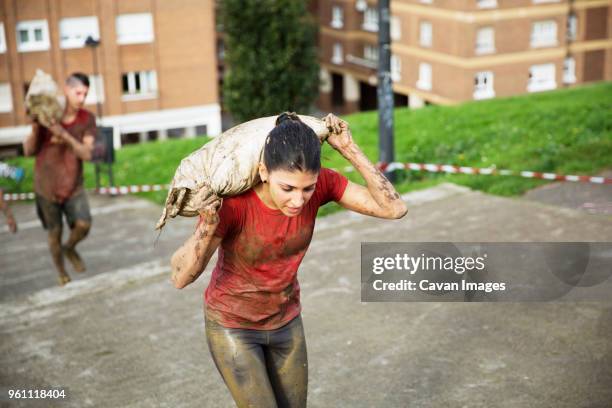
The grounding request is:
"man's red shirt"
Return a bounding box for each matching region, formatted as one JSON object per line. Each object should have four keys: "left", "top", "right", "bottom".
{"left": 33, "top": 109, "right": 96, "bottom": 203}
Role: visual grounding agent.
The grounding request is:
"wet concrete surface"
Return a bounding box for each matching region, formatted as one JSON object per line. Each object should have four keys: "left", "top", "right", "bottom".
{"left": 0, "top": 182, "right": 611, "bottom": 407}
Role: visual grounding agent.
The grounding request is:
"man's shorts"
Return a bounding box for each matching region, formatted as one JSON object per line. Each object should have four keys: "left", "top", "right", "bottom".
{"left": 35, "top": 190, "right": 92, "bottom": 230}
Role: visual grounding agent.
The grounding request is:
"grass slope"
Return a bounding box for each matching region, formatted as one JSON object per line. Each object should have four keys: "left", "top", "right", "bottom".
{"left": 2, "top": 82, "right": 611, "bottom": 217}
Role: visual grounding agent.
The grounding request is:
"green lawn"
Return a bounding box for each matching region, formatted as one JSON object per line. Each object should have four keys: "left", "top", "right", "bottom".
{"left": 2, "top": 82, "right": 611, "bottom": 218}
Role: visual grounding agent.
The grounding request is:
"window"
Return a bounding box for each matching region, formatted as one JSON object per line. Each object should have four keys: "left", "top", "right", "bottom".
{"left": 355, "top": 0, "right": 367, "bottom": 12}
{"left": 531, "top": 20, "right": 557, "bottom": 47}
{"left": 363, "top": 7, "right": 378, "bottom": 32}
{"left": 364, "top": 44, "right": 378, "bottom": 62}
{"left": 59, "top": 16, "right": 100, "bottom": 49}
{"left": 391, "top": 55, "right": 401, "bottom": 82}
{"left": 420, "top": 0, "right": 433, "bottom": 4}
{"left": 476, "top": 27, "right": 495, "bottom": 54}
{"left": 417, "top": 63, "right": 432, "bottom": 90}
{"left": 477, "top": 0, "right": 497, "bottom": 8}
{"left": 567, "top": 14, "right": 577, "bottom": 41}
{"left": 116, "top": 13, "right": 154, "bottom": 45}
{"left": 85, "top": 75, "right": 104, "bottom": 105}
{"left": 563, "top": 57, "right": 576, "bottom": 84}
{"left": 121, "top": 70, "right": 158, "bottom": 100}
{"left": 474, "top": 71, "right": 495, "bottom": 99}
{"left": 528, "top": 63, "right": 556, "bottom": 92}
{"left": 390, "top": 16, "right": 401, "bottom": 40}
{"left": 332, "top": 43, "right": 343, "bottom": 64}
{"left": 331, "top": 6, "right": 344, "bottom": 29}
{"left": 16, "top": 20, "right": 50, "bottom": 52}
{"left": 420, "top": 22, "right": 432, "bottom": 47}
{"left": 0, "top": 23, "right": 6, "bottom": 53}
{"left": 0, "top": 83, "right": 13, "bottom": 112}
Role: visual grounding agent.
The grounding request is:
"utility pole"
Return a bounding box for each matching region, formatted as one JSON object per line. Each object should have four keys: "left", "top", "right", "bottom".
{"left": 377, "top": 0, "right": 395, "bottom": 182}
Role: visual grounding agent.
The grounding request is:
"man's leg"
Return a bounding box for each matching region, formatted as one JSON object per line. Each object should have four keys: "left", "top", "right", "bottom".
{"left": 36, "top": 195, "right": 70, "bottom": 285}
{"left": 63, "top": 191, "right": 91, "bottom": 273}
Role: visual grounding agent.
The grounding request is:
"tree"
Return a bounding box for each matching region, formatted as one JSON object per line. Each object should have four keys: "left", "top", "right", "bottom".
{"left": 221, "top": 0, "right": 319, "bottom": 122}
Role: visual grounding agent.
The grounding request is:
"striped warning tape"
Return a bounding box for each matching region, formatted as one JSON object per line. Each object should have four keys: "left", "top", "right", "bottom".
{"left": 349, "top": 162, "right": 611, "bottom": 185}
{"left": 2, "top": 162, "right": 610, "bottom": 201}
{"left": 95, "top": 184, "right": 169, "bottom": 195}
{"left": 2, "top": 184, "right": 169, "bottom": 202}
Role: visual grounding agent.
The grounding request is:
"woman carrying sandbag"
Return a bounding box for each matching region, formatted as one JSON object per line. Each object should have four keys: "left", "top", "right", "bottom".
{"left": 171, "top": 112, "right": 407, "bottom": 407}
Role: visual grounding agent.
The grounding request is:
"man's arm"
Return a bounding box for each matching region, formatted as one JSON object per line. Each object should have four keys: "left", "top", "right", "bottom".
{"left": 49, "top": 123, "right": 95, "bottom": 161}
{"left": 0, "top": 191, "right": 17, "bottom": 233}
{"left": 22, "top": 122, "right": 40, "bottom": 157}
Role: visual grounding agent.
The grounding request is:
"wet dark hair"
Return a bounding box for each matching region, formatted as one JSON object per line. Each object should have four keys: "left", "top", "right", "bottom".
{"left": 263, "top": 112, "right": 321, "bottom": 174}
{"left": 66, "top": 72, "right": 90, "bottom": 88}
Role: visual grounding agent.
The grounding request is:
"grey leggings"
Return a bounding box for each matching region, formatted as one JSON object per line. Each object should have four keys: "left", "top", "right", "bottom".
{"left": 205, "top": 314, "right": 308, "bottom": 408}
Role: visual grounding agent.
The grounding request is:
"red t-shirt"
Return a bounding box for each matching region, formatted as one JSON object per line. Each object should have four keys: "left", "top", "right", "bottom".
{"left": 33, "top": 109, "right": 96, "bottom": 203}
{"left": 205, "top": 168, "right": 349, "bottom": 330}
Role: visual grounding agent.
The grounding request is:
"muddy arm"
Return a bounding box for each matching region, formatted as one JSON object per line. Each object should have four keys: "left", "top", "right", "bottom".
{"left": 171, "top": 210, "right": 222, "bottom": 289}
{"left": 325, "top": 114, "right": 407, "bottom": 219}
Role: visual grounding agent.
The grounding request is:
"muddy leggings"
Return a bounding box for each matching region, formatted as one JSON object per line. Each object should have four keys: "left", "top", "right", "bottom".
{"left": 205, "top": 314, "right": 308, "bottom": 408}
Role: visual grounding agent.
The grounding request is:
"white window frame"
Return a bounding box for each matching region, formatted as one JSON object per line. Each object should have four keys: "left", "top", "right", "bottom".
{"left": 0, "top": 23, "right": 6, "bottom": 53}
{"left": 563, "top": 57, "right": 576, "bottom": 84}
{"left": 356, "top": 0, "right": 367, "bottom": 12}
{"left": 16, "top": 20, "right": 50, "bottom": 52}
{"left": 417, "top": 63, "right": 432, "bottom": 91}
{"left": 531, "top": 20, "right": 558, "bottom": 48}
{"left": 331, "top": 6, "right": 344, "bottom": 29}
{"left": 420, "top": 21, "right": 432, "bottom": 48}
{"left": 0, "top": 83, "right": 13, "bottom": 112}
{"left": 473, "top": 71, "right": 495, "bottom": 100}
{"left": 391, "top": 55, "right": 401, "bottom": 82}
{"left": 477, "top": 0, "right": 498, "bottom": 8}
{"left": 567, "top": 14, "right": 577, "bottom": 41}
{"left": 363, "top": 7, "right": 379, "bottom": 32}
{"left": 390, "top": 16, "right": 401, "bottom": 41}
{"left": 59, "top": 16, "right": 100, "bottom": 49}
{"left": 121, "top": 70, "right": 158, "bottom": 101}
{"left": 364, "top": 44, "right": 379, "bottom": 63}
{"left": 85, "top": 75, "right": 105, "bottom": 105}
{"left": 528, "top": 63, "right": 556, "bottom": 92}
{"left": 476, "top": 27, "right": 495, "bottom": 55}
{"left": 116, "top": 13, "right": 154, "bottom": 45}
{"left": 332, "top": 43, "right": 343, "bottom": 65}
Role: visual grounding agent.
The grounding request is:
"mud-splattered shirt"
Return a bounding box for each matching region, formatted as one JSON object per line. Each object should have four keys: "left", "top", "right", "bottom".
{"left": 33, "top": 109, "right": 96, "bottom": 203}
{"left": 205, "top": 168, "right": 349, "bottom": 330}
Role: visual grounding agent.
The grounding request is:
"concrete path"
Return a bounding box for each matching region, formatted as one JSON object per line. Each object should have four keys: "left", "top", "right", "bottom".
{"left": 0, "top": 183, "right": 611, "bottom": 407}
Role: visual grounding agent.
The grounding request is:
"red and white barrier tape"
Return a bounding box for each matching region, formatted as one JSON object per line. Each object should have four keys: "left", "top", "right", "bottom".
{"left": 3, "top": 162, "right": 610, "bottom": 201}
{"left": 2, "top": 184, "right": 169, "bottom": 202}
{"left": 356, "top": 162, "right": 611, "bottom": 185}
{"left": 95, "top": 184, "right": 169, "bottom": 195}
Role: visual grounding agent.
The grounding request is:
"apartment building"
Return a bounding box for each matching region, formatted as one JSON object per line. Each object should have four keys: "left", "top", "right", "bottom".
{"left": 317, "top": 0, "right": 612, "bottom": 113}
{"left": 0, "top": 0, "right": 220, "bottom": 152}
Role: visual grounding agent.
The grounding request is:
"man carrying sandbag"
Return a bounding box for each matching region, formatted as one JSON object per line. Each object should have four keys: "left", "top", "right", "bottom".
{"left": 23, "top": 72, "right": 96, "bottom": 286}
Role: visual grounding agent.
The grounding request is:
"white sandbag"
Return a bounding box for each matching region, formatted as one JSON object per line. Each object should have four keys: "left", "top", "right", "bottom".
{"left": 155, "top": 114, "right": 329, "bottom": 230}
{"left": 25, "top": 70, "right": 66, "bottom": 128}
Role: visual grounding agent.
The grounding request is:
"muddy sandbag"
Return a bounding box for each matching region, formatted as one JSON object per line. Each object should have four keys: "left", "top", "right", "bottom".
{"left": 25, "top": 70, "right": 66, "bottom": 128}
{"left": 155, "top": 114, "right": 329, "bottom": 230}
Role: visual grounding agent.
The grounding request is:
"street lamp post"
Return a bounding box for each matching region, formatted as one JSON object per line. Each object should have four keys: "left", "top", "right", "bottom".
{"left": 85, "top": 36, "right": 114, "bottom": 189}
{"left": 377, "top": 0, "right": 396, "bottom": 182}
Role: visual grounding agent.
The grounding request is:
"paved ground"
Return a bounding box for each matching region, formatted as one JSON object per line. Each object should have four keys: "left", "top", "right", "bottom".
{"left": 0, "top": 181, "right": 611, "bottom": 408}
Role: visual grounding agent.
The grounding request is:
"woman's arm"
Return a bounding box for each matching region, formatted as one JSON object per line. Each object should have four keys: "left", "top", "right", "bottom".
{"left": 171, "top": 208, "right": 222, "bottom": 289}
{"left": 324, "top": 114, "right": 407, "bottom": 220}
